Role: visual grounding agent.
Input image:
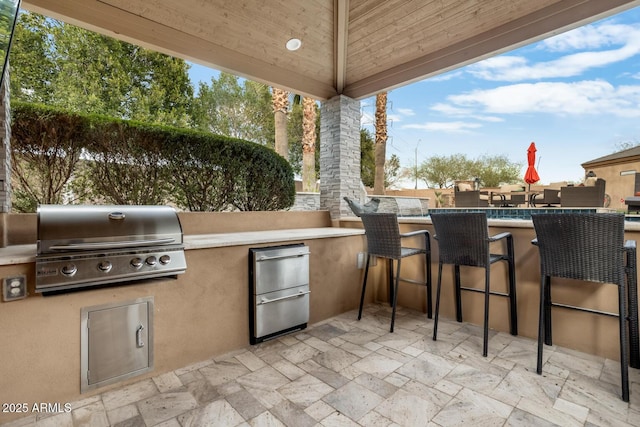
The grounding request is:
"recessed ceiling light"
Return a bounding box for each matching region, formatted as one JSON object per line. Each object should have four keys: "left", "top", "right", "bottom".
{"left": 286, "top": 38, "right": 302, "bottom": 51}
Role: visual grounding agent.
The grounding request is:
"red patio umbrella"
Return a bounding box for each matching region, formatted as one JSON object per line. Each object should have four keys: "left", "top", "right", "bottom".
{"left": 524, "top": 142, "right": 540, "bottom": 185}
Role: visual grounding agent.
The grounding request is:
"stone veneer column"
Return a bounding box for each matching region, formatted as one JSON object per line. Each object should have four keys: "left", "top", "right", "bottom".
{"left": 0, "top": 67, "right": 10, "bottom": 246}
{"left": 319, "top": 95, "right": 361, "bottom": 219}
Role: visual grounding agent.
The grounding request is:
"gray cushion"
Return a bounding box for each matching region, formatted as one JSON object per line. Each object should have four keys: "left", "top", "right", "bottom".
{"left": 344, "top": 197, "right": 380, "bottom": 217}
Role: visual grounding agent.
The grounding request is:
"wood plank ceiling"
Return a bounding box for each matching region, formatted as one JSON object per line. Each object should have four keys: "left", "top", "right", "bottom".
{"left": 22, "top": 0, "right": 640, "bottom": 100}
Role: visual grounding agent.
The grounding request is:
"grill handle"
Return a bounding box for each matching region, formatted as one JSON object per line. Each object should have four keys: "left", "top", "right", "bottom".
{"left": 48, "top": 238, "right": 176, "bottom": 251}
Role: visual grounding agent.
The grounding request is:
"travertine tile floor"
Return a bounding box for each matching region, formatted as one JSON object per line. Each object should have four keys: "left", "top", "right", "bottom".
{"left": 3, "top": 303, "right": 640, "bottom": 427}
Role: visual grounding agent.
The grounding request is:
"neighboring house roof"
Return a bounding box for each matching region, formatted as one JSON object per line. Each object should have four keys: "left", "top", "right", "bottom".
{"left": 582, "top": 146, "right": 640, "bottom": 168}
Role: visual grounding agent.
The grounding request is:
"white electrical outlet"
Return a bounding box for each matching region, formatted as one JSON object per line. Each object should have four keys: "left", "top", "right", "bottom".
{"left": 357, "top": 252, "right": 365, "bottom": 269}
{"left": 3, "top": 275, "right": 27, "bottom": 301}
{"left": 356, "top": 252, "right": 377, "bottom": 269}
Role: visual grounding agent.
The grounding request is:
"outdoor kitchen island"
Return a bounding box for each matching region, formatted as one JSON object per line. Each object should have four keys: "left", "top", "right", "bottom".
{"left": 0, "top": 210, "right": 367, "bottom": 424}
{"left": 0, "top": 210, "right": 639, "bottom": 424}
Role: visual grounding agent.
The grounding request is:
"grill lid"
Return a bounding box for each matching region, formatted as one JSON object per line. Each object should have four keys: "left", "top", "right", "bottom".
{"left": 37, "top": 204, "right": 183, "bottom": 254}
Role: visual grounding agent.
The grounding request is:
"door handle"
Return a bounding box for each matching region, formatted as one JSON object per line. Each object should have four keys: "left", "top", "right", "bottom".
{"left": 136, "top": 324, "right": 145, "bottom": 348}
{"left": 259, "top": 290, "right": 310, "bottom": 305}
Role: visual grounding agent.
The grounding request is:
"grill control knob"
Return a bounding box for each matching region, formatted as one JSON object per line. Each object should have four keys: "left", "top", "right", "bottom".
{"left": 159, "top": 255, "right": 171, "bottom": 265}
{"left": 98, "top": 260, "right": 112, "bottom": 272}
{"left": 145, "top": 256, "right": 157, "bottom": 266}
{"left": 130, "top": 257, "right": 143, "bottom": 269}
{"left": 61, "top": 263, "right": 77, "bottom": 276}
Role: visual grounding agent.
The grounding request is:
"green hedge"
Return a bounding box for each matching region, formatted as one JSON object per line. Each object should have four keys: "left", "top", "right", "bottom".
{"left": 10, "top": 102, "right": 295, "bottom": 212}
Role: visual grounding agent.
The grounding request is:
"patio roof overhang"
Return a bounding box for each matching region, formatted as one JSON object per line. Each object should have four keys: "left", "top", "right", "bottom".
{"left": 22, "top": 0, "right": 640, "bottom": 101}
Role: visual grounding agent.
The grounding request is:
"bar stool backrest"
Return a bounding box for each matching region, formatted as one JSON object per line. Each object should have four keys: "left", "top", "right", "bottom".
{"left": 360, "top": 213, "right": 402, "bottom": 259}
{"left": 531, "top": 213, "right": 625, "bottom": 285}
{"left": 430, "top": 212, "right": 489, "bottom": 267}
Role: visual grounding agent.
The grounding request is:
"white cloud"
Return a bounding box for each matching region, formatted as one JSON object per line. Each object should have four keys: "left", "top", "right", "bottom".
{"left": 446, "top": 80, "right": 640, "bottom": 117}
{"left": 467, "top": 23, "right": 640, "bottom": 81}
{"left": 402, "top": 121, "right": 483, "bottom": 133}
{"left": 430, "top": 103, "right": 503, "bottom": 123}
{"left": 542, "top": 23, "right": 631, "bottom": 52}
{"left": 428, "top": 70, "right": 465, "bottom": 82}
{"left": 396, "top": 108, "right": 415, "bottom": 116}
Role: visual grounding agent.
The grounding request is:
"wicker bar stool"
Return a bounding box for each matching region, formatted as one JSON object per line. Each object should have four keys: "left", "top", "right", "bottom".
{"left": 357, "top": 213, "right": 432, "bottom": 333}
{"left": 430, "top": 212, "right": 518, "bottom": 357}
{"left": 531, "top": 213, "right": 639, "bottom": 402}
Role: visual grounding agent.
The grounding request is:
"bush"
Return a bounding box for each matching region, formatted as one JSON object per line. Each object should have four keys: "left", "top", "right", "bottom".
{"left": 10, "top": 102, "right": 295, "bottom": 212}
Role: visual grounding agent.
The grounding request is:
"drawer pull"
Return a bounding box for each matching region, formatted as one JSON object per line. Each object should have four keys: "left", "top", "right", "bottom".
{"left": 259, "top": 290, "right": 310, "bottom": 305}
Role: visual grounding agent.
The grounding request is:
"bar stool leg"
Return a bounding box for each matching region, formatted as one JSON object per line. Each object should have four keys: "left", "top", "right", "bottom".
{"left": 454, "top": 264, "right": 462, "bottom": 323}
{"left": 482, "top": 267, "right": 490, "bottom": 357}
{"left": 433, "top": 262, "right": 444, "bottom": 341}
{"left": 618, "top": 284, "right": 630, "bottom": 402}
{"left": 537, "top": 275, "right": 546, "bottom": 374}
{"left": 390, "top": 260, "right": 402, "bottom": 333}
{"left": 357, "top": 255, "right": 371, "bottom": 320}
{"left": 544, "top": 276, "right": 552, "bottom": 346}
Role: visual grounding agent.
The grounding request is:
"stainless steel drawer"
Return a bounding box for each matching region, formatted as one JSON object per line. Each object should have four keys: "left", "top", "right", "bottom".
{"left": 254, "top": 285, "right": 310, "bottom": 338}
{"left": 253, "top": 246, "right": 309, "bottom": 295}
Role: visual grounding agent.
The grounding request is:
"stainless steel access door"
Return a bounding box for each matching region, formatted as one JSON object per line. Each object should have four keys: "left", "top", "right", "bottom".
{"left": 81, "top": 297, "right": 154, "bottom": 392}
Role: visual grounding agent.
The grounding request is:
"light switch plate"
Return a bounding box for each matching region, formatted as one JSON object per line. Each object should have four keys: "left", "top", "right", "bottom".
{"left": 3, "top": 275, "right": 27, "bottom": 301}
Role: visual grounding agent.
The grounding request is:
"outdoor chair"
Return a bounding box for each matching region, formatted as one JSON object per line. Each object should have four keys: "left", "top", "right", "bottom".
{"left": 357, "top": 213, "right": 432, "bottom": 332}
{"left": 430, "top": 212, "right": 518, "bottom": 357}
{"left": 490, "top": 184, "right": 526, "bottom": 207}
{"left": 531, "top": 213, "right": 639, "bottom": 402}
{"left": 530, "top": 181, "right": 566, "bottom": 207}
{"left": 454, "top": 182, "right": 489, "bottom": 207}
{"left": 530, "top": 189, "right": 561, "bottom": 207}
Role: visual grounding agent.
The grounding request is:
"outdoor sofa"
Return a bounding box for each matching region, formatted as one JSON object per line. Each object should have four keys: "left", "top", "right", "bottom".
{"left": 560, "top": 177, "right": 606, "bottom": 207}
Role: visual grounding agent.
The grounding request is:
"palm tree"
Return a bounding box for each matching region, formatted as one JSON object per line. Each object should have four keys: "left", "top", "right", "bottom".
{"left": 374, "top": 92, "right": 387, "bottom": 194}
{"left": 271, "top": 87, "right": 289, "bottom": 158}
{"left": 301, "top": 97, "right": 317, "bottom": 191}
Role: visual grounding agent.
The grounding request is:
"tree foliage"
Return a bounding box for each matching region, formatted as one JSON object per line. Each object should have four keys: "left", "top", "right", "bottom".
{"left": 8, "top": 10, "right": 384, "bottom": 198}
{"left": 385, "top": 154, "right": 401, "bottom": 188}
{"left": 360, "top": 129, "right": 375, "bottom": 187}
{"left": 190, "top": 74, "right": 273, "bottom": 145}
{"left": 10, "top": 103, "right": 86, "bottom": 211}
{"left": 11, "top": 103, "right": 295, "bottom": 212}
{"left": 417, "top": 154, "right": 522, "bottom": 188}
{"left": 11, "top": 11, "right": 193, "bottom": 126}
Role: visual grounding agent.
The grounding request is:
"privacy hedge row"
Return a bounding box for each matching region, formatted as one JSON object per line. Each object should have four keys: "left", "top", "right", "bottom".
{"left": 10, "top": 102, "right": 295, "bottom": 212}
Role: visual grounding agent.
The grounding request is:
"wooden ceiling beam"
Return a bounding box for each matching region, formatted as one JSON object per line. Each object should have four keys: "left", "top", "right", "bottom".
{"left": 334, "top": 0, "right": 349, "bottom": 94}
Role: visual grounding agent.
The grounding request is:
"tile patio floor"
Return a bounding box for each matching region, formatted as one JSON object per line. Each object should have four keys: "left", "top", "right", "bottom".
{"left": 3, "top": 303, "right": 640, "bottom": 427}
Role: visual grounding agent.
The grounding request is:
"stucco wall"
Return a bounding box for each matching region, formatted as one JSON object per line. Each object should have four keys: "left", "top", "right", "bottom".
{"left": 0, "top": 212, "right": 639, "bottom": 423}
{"left": 0, "top": 211, "right": 367, "bottom": 423}
{"left": 581, "top": 164, "right": 639, "bottom": 211}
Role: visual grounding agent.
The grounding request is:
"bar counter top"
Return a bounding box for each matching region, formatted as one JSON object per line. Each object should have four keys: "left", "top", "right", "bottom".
{"left": 0, "top": 227, "right": 366, "bottom": 266}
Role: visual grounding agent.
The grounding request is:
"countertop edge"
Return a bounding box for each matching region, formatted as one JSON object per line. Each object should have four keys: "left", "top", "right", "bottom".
{"left": 0, "top": 228, "right": 366, "bottom": 265}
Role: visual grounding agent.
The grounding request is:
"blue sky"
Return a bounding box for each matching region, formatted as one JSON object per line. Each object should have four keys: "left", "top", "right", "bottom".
{"left": 189, "top": 6, "right": 640, "bottom": 187}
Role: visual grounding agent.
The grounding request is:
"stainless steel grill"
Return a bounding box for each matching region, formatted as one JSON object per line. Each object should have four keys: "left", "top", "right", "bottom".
{"left": 35, "top": 205, "right": 187, "bottom": 294}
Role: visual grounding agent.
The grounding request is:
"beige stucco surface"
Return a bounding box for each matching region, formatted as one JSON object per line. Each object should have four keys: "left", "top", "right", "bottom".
{"left": 0, "top": 211, "right": 638, "bottom": 423}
